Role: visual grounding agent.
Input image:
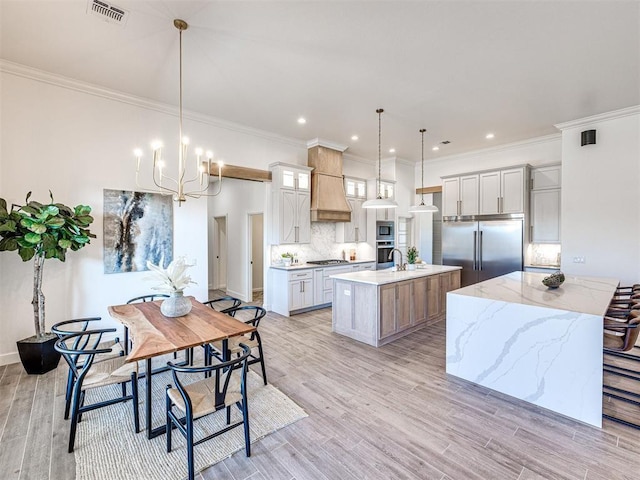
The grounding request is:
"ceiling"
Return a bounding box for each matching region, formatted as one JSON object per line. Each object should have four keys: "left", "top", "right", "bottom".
{"left": 1, "top": 0, "right": 638, "bottom": 163}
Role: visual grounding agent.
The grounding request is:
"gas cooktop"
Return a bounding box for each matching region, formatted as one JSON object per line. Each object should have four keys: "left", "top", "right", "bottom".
{"left": 306, "top": 259, "right": 350, "bottom": 265}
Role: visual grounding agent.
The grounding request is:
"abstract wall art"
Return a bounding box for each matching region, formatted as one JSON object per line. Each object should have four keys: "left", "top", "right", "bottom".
{"left": 103, "top": 189, "right": 173, "bottom": 274}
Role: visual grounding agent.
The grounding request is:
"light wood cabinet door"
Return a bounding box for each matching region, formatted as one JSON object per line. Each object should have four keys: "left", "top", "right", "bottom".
{"left": 396, "top": 281, "right": 412, "bottom": 331}
{"left": 427, "top": 275, "right": 440, "bottom": 321}
{"left": 379, "top": 284, "right": 397, "bottom": 339}
{"left": 413, "top": 277, "right": 428, "bottom": 325}
{"left": 450, "top": 270, "right": 461, "bottom": 290}
{"left": 439, "top": 273, "right": 452, "bottom": 316}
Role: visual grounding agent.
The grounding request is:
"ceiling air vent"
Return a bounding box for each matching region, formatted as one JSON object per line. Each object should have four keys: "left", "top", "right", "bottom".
{"left": 87, "top": 0, "right": 129, "bottom": 26}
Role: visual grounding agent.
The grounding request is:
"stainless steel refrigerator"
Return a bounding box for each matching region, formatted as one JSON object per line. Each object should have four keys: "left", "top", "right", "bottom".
{"left": 442, "top": 214, "right": 524, "bottom": 287}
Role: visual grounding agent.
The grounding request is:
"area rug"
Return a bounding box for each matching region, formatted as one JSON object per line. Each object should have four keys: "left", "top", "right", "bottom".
{"left": 74, "top": 369, "right": 307, "bottom": 480}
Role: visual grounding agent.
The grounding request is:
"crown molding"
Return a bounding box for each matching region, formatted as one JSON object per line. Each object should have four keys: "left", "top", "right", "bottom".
{"left": 554, "top": 105, "right": 640, "bottom": 130}
{"left": 306, "top": 138, "right": 349, "bottom": 152}
{"left": 426, "top": 133, "right": 561, "bottom": 166}
{"left": 342, "top": 152, "right": 375, "bottom": 166}
{"left": 0, "top": 59, "right": 307, "bottom": 150}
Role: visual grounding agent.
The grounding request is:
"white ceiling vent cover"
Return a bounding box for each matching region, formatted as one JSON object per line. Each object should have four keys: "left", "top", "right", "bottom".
{"left": 87, "top": 0, "right": 129, "bottom": 26}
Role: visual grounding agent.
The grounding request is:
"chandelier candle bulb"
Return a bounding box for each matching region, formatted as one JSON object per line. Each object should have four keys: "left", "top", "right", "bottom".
{"left": 133, "top": 19, "right": 223, "bottom": 205}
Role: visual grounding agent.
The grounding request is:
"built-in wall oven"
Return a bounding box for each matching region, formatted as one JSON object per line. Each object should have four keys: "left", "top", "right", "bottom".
{"left": 376, "top": 241, "right": 395, "bottom": 270}
{"left": 376, "top": 221, "right": 394, "bottom": 241}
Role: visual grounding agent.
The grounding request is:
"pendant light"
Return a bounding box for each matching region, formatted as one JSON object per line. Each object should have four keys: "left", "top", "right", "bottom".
{"left": 409, "top": 128, "right": 438, "bottom": 213}
{"left": 363, "top": 108, "right": 398, "bottom": 209}
{"left": 134, "top": 19, "right": 223, "bottom": 206}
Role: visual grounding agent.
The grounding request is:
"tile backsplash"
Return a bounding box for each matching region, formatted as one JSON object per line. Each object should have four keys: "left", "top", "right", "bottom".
{"left": 270, "top": 223, "right": 375, "bottom": 265}
{"left": 527, "top": 243, "right": 561, "bottom": 266}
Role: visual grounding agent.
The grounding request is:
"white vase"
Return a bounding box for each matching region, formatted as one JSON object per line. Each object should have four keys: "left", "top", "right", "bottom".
{"left": 161, "top": 291, "right": 192, "bottom": 317}
{"left": 407, "top": 263, "right": 416, "bottom": 271}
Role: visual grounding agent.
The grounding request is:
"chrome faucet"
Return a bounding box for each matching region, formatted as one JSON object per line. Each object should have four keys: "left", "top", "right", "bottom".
{"left": 388, "top": 248, "right": 406, "bottom": 271}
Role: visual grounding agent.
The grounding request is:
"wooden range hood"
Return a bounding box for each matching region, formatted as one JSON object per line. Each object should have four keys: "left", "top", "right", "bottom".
{"left": 307, "top": 140, "right": 351, "bottom": 222}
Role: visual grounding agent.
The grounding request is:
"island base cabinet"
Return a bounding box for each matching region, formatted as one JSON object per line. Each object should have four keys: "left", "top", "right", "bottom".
{"left": 333, "top": 270, "right": 460, "bottom": 347}
{"left": 333, "top": 281, "right": 378, "bottom": 346}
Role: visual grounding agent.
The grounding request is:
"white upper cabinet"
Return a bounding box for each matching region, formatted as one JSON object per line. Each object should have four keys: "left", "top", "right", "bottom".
{"left": 270, "top": 163, "right": 313, "bottom": 245}
{"left": 479, "top": 167, "right": 527, "bottom": 215}
{"left": 530, "top": 164, "right": 561, "bottom": 243}
{"left": 531, "top": 164, "right": 561, "bottom": 190}
{"left": 337, "top": 177, "right": 367, "bottom": 243}
{"left": 375, "top": 180, "right": 396, "bottom": 221}
{"left": 442, "top": 174, "right": 479, "bottom": 216}
{"left": 443, "top": 166, "right": 528, "bottom": 216}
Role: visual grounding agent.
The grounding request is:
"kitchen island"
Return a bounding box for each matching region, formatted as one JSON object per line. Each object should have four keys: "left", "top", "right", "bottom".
{"left": 331, "top": 265, "right": 461, "bottom": 347}
{"left": 446, "top": 271, "right": 618, "bottom": 427}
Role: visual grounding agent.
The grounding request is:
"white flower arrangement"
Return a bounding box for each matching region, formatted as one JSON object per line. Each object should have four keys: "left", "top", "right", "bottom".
{"left": 145, "top": 256, "right": 197, "bottom": 294}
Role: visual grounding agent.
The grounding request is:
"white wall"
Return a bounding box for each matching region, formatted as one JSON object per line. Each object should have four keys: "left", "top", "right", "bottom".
{"left": 0, "top": 63, "right": 309, "bottom": 365}
{"left": 207, "top": 178, "right": 270, "bottom": 302}
{"left": 557, "top": 107, "right": 640, "bottom": 284}
{"left": 0, "top": 67, "right": 213, "bottom": 365}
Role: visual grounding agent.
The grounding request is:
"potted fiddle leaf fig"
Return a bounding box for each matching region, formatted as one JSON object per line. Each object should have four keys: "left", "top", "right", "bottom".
{"left": 0, "top": 192, "right": 95, "bottom": 374}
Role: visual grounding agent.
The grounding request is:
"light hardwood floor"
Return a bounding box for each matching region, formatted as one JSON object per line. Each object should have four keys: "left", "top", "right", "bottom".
{"left": 2, "top": 305, "right": 640, "bottom": 480}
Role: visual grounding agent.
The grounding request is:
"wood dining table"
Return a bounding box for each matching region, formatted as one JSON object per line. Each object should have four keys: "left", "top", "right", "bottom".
{"left": 108, "top": 297, "right": 256, "bottom": 439}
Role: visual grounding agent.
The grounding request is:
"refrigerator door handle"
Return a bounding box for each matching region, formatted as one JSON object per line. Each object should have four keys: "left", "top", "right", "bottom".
{"left": 473, "top": 231, "right": 477, "bottom": 270}
{"left": 478, "top": 230, "right": 483, "bottom": 270}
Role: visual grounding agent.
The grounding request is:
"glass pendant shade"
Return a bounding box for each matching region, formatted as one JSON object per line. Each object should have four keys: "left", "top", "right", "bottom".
{"left": 409, "top": 202, "right": 438, "bottom": 213}
{"left": 363, "top": 108, "right": 398, "bottom": 210}
{"left": 363, "top": 197, "right": 398, "bottom": 209}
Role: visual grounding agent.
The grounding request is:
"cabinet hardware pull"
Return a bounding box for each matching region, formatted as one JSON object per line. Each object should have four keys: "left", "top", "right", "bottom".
{"left": 497, "top": 197, "right": 500, "bottom": 212}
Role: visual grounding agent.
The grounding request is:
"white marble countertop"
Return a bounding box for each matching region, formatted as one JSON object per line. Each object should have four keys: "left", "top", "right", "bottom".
{"left": 331, "top": 265, "right": 461, "bottom": 285}
{"left": 451, "top": 271, "right": 619, "bottom": 316}
{"left": 270, "top": 259, "right": 375, "bottom": 271}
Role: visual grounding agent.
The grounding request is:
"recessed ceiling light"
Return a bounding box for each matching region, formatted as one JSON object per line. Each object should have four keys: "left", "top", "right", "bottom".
{"left": 297, "top": 117, "right": 307, "bottom": 125}
{"left": 351, "top": 135, "right": 359, "bottom": 141}
{"left": 389, "top": 148, "right": 395, "bottom": 153}
{"left": 485, "top": 133, "right": 495, "bottom": 139}
{"left": 432, "top": 146, "right": 440, "bottom": 151}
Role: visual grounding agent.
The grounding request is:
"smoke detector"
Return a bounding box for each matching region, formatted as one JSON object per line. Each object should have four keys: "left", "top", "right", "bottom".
{"left": 87, "top": 0, "right": 129, "bottom": 26}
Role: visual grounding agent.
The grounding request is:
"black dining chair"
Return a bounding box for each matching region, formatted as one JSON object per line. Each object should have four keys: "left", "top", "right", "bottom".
{"left": 55, "top": 329, "right": 140, "bottom": 452}
{"left": 208, "top": 305, "right": 268, "bottom": 385}
{"left": 52, "top": 317, "right": 125, "bottom": 420}
{"left": 203, "top": 295, "right": 242, "bottom": 313}
{"left": 165, "top": 343, "right": 251, "bottom": 480}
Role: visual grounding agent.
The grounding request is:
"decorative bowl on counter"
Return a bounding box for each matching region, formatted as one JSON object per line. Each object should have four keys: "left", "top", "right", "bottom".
{"left": 542, "top": 272, "right": 565, "bottom": 289}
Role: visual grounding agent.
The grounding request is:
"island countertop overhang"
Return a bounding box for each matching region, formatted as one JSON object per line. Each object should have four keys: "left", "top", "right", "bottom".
{"left": 330, "top": 265, "right": 462, "bottom": 285}
{"left": 450, "top": 271, "right": 619, "bottom": 316}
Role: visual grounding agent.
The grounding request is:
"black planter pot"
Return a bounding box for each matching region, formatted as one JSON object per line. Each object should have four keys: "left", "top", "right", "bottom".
{"left": 16, "top": 333, "right": 61, "bottom": 375}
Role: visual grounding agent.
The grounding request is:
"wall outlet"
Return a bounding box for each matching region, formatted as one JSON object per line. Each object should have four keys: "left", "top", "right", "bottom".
{"left": 572, "top": 256, "right": 586, "bottom": 263}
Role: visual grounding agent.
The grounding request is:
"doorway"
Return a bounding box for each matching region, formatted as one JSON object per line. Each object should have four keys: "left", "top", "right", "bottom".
{"left": 248, "top": 213, "right": 264, "bottom": 303}
{"left": 213, "top": 216, "right": 228, "bottom": 290}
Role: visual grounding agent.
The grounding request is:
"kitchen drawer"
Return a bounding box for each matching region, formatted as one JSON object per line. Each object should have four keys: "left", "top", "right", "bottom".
{"left": 288, "top": 270, "right": 313, "bottom": 281}
{"left": 323, "top": 266, "right": 352, "bottom": 289}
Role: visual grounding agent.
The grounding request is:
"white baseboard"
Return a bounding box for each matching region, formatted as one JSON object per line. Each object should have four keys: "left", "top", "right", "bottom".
{"left": 0, "top": 352, "right": 21, "bottom": 367}
{"left": 227, "top": 288, "right": 248, "bottom": 303}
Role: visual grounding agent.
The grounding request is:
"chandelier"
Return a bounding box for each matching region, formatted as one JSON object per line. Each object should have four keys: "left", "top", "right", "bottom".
{"left": 362, "top": 108, "right": 398, "bottom": 209}
{"left": 134, "top": 19, "right": 223, "bottom": 206}
{"left": 409, "top": 128, "right": 438, "bottom": 213}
